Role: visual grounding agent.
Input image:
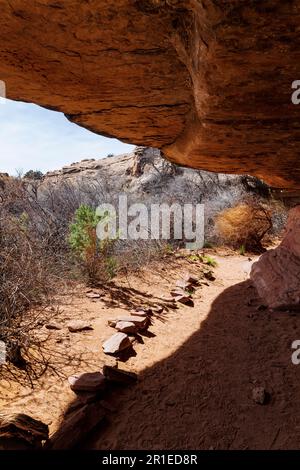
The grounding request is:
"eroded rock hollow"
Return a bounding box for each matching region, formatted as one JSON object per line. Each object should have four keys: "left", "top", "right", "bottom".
{"left": 0, "top": 1, "right": 299, "bottom": 308}
{"left": 0, "top": 0, "right": 299, "bottom": 188}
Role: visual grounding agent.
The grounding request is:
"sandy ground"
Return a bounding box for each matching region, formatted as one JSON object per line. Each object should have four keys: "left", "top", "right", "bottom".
{"left": 1, "top": 249, "right": 300, "bottom": 450}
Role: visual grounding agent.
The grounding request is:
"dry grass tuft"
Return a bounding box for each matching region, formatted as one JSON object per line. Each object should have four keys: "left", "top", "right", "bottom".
{"left": 215, "top": 197, "right": 273, "bottom": 252}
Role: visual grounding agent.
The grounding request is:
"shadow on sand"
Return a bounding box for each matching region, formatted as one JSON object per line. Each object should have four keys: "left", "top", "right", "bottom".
{"left": 53, "top": 278, "right": 300, "bottom": 450}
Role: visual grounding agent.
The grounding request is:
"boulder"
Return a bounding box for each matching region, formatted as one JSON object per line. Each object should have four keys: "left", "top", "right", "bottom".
{"left": 250, "top": 206, "right": 300, "bottom": 310}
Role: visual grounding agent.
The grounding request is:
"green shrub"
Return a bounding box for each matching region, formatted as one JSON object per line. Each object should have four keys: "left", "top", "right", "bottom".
{"left": 69, "top": 205, "right": 101, "bottom": 257}
{"left": 200, "top": 255, "right": 218, "bottom": 267}
{"left": 69, "top": 205, "right": 116, "bottom": 283}
{"left": 238, "top": 244, "right": 246, "bottom": 256}
{"left": 24, "top": 170, "right": 44, "bottom": 180}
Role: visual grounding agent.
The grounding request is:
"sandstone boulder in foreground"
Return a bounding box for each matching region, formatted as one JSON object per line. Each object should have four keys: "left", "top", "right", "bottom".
{"left": 251, "top": 206, "right": 300, "bottom": 310}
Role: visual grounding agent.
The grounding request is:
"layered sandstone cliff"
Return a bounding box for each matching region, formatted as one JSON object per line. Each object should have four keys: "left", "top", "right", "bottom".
{"left": 0, "top": 1, "right": 299, "bottom": 188}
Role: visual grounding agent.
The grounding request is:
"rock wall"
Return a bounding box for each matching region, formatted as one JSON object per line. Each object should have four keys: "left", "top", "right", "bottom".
{"left": 0, "top": 1, "right": 299, "bottom": 188}
{"left": 250, "top": 206, "right": 300, "bottom": 310}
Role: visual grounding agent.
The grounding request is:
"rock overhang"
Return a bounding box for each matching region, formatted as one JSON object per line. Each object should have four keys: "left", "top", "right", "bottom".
{"left": 0, "top": 0, "right": 299, "bottom": 188}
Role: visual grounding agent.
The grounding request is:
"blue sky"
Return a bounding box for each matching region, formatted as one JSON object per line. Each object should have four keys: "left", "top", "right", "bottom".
{"left": 0, "top": 99, "right": 134, "bottom": 175}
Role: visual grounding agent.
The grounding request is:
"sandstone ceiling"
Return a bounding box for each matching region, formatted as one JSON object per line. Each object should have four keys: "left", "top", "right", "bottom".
{"left": 0, "top": 0, "right": 299, "bottom": 188}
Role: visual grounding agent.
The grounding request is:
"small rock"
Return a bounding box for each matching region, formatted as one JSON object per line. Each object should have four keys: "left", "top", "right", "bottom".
{"left": 103, "top": 365, "right": 138, "bottom": 385}
{"left": 67, "top": 320, "right": 93, "bottom": 333}
{"left": 102, "top": 333, "right": 132, "bottom": 355}
{"left": 256, "top": 304, "right": 267, "bottom": 311}
{"left": 86, "top": 292, "right": 103, "bottom": 299}
{"left": 175, "top": 295, "right": 194, "bottom": 306}
{"left": 107, "top": 315, "right": 148, "bottom": 330}
{"left": 170, "top": 288, "right": 187, "bottom": 297}
{"left": 175, "top": 279, "right": 193, "bottom": 291}
{"left": 45, "top": 322, "right": 62, "bottom": 330}
{"left": 130, "top": 309, "right": 149, "bottom": 317}
{"left": 68, "top": 372, "right": 106, "bottom": 392}
{"left": 183, "top": 273, "right": 199, "bottom": 285}
{"left": 252, "top": 386, "right": 267, "bottom": 405}
{"left": 161, "top": 295, "right": 176, "bottom": 303}
{"left": 115, "top": 321, "right": 138, "bottom": 334}
{"left": 203, "top": 270, "right": 216, "bottom": 281}
{"left": 152, "top": 305, "right": 164, "bottom": 314}
{"left": 0, "top": 412, "right": 49, "bottom": 448}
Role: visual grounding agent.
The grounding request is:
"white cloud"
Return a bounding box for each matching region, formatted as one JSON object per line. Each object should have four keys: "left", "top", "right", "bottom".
{"left": 0, "top": 100, "right": 134, "bottom": 175}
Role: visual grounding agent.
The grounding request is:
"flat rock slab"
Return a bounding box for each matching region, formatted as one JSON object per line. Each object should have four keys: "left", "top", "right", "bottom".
{"left": 103, "top": 365, "right": 138, "bottom": 385}
{"left": 67, "top": 320, "right": 93, "bottom": 332}
{"left": 115, "top": 321, "right": 138, "bottom": 334}
{"left": 102, "top": 333, "right": 132, "bottom": 355}
{"left": 130, "top": 309, "right": 149, "bottom": 317}
{"left": 68, "top": 372, "right": 106, "bottom": 392}
{"left": 108, "top": 315, "right": 148, "bottom": 330}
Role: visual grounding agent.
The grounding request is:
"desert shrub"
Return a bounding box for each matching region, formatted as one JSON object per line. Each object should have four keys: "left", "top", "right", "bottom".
{"left": 69, "top": 204, "right": 117, "bottom": 283}
{"left": 0, "top": 177, "right": 63, "bottom": 365}
{"left": 200, "top": 255, "right": 218, "bottom": 267}
{"left": 24, "top": 170, "right": 44, "bottom": 180}
{"left": 215, "top": 198, "right": 273, "bottom": 251}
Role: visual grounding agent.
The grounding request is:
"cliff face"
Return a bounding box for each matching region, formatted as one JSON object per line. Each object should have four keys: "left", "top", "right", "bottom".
{"left": 41, "top": 147, "right": 257, "bottom": 204}
{"left": 0, "top": 1, "right": 299, "bottom": 188}
{"left": 38, "top": 147, "right": 271, "bottom": 242}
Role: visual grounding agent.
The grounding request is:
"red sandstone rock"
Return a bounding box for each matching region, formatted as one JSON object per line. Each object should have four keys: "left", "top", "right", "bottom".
{"left": 68, "top": 372, "right": 106, "bottom": 393}
{"left": 0, "top": 2, "right": 299, "bottom": 188}
{"left": 250, "top": 206, "right": 300, "bottom": 310}
{"left": 67, "top": 320, "right": 93, "bottom": 332}
{"left": 108, "top": 315, "right": 148, "bottom": 330}
{"left": 102, "top": 333, "right": 132, "bottom": 355}
{"left": 114, "top": 321, "right": 138, "bottom": 334}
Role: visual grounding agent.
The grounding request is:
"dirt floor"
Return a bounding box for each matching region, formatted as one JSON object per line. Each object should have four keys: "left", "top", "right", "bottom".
{"left": 1, "top": 248, "right": 300, "bottom": 450}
